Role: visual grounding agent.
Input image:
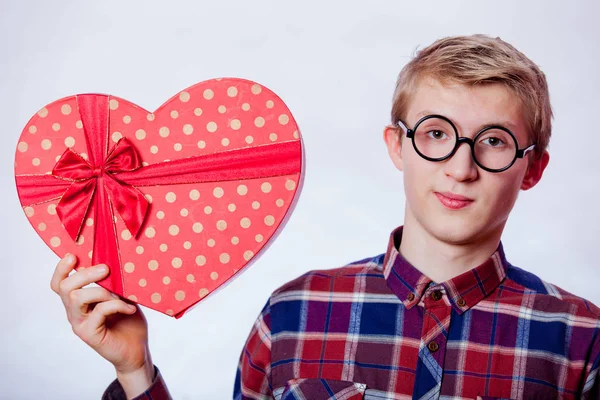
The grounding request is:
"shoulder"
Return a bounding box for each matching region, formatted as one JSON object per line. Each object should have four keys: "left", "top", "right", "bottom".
{"left": 505, "top": 263, "right": 600, "bottom": 319}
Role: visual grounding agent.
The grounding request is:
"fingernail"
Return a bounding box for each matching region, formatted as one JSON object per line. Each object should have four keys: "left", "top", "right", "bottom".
{"left": 111, "top": 293, "right": 120, "bottom": 299}
{"left": 97, "top": 265, "right": 108, "bottom": 274}
{"left": 65, "top": 253, "right": 74, "bottom": 263}
{"left": 128, "top": 304, "right": 137, "bottom": 312}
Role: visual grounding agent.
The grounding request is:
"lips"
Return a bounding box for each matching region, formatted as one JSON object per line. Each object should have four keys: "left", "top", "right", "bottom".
{"left": 434, "top": 192, "right": 474, "bottom": 210}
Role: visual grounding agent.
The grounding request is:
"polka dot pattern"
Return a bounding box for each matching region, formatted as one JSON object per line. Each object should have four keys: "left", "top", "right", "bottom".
{"left": 14, "top": 79, "right": 302, "bottom": 317}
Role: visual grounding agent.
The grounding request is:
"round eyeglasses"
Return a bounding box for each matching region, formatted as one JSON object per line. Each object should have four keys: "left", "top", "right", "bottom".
{"left": 396, "top": 115, "right": 536, "bottom": 173}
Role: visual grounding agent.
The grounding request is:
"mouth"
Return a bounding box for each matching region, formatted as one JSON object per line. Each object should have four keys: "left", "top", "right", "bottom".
{"left": 434, "top": 192, "right": 474, "bottom": 210}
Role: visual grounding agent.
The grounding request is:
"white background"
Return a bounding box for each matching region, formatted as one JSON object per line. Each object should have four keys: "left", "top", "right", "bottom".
{"left": 1, "top": 1, "right": 599, "bottom": 398}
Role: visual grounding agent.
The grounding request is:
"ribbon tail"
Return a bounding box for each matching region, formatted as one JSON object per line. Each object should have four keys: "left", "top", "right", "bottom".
{"left": 92, "top": 176, "right": 124, "bottom": 295}
{"left": 104, "top": 175, "right": 149, "bottom": 237}
{"left": 56, "top": 180, "right": 97, "bottom": 241}
{"left": 15, "top": 175, "right": 73, "bottom": 206}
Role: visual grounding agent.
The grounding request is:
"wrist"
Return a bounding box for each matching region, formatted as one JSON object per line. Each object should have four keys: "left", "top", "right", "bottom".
{"left": 116, "top": 361, "right": 155, "bottom": 400}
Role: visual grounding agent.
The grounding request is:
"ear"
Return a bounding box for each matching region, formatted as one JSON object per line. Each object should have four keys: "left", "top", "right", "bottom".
{"left": 384, "top": 125, "right": 405, "bottom": 171}
{"left": 521, "top": 150, "right": 550, "bottom": 190}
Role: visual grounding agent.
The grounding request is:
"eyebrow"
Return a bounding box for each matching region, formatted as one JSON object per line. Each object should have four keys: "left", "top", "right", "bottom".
{"left": 412, "top": 110, "right": 519, "bottom": 132}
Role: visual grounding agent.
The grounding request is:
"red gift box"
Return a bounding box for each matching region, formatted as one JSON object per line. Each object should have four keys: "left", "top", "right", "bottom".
{"left": 14, "top": 78, "right": 304, "bottom": 318}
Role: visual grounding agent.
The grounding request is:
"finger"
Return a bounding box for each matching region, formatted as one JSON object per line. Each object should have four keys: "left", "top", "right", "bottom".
{"left": 50, "top": 253, "right": 78, "bottom": 294}
{"left": 58, "top": 264, "right": 110, "bottom": 299}
{"left": 68, "top": 287, "right": 120, "bottom": 317}
{"left": 85, "top": 299, "right": 137, "bottom": 331}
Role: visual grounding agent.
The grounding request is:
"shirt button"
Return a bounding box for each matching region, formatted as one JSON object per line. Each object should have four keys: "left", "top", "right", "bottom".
{"left": 457, "top": 298, "right": 467, "bottom": 307}
{"left": 407, "top": 292, "right": 415, "bottom": 301}
{"left": 427, "top": 341, "right": 439, "bottom": 352}
{"left": 430, "top": 290, "right": 442, "bottom": 301}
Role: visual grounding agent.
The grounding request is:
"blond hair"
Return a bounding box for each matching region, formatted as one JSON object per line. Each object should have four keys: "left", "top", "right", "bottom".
{"left": 391, "top": 34, "right": 553, "bottom": 159}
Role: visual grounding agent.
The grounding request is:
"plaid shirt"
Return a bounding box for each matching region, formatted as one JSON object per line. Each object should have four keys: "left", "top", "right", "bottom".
{"left": 104, "top": 226, "right": 600, "bottom": 399}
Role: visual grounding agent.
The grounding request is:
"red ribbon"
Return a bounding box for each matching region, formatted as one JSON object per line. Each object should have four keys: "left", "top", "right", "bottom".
{"left": 16, "top": 95, "right": 302, "bottom": 295}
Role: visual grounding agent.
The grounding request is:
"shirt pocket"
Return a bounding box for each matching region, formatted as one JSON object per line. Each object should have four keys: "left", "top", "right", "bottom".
{"left": 280, "top": 378, "right": 366, "bottom": 400}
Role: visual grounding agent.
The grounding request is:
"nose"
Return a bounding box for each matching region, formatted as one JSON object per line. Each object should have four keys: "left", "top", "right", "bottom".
{"left": 443, "top": 141, "right": 478, "bottom": 182}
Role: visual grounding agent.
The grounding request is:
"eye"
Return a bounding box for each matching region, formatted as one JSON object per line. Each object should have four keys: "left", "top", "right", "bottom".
{"left": 426, "top": 130, "right": 449, "bottom": 140}
{"left": 481, "top": 136, "right": 505, "bottom": 147}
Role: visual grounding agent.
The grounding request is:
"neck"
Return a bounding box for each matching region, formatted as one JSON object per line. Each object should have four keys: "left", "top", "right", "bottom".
{"left": 399, "top": 211, "right": 503, "bottom": 283}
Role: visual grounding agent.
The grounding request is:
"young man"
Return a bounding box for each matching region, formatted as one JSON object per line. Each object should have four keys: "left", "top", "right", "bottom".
{"left": 51, "top": 34, "right": 600, "bottom": 399}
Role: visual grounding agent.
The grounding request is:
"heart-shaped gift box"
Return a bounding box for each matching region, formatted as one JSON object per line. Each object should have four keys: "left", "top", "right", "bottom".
{"left": 14, "top": 78, "right": 304, "bottom": 318}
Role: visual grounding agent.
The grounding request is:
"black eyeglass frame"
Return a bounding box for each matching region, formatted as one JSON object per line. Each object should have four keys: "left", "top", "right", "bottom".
{"left": 396, "top": 114, "right": 536, "bottom": 173}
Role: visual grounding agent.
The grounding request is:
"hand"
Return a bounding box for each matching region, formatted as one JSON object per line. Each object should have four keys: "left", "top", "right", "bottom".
{"left": 51, "top": 253, "right": 154, "bottom": 397}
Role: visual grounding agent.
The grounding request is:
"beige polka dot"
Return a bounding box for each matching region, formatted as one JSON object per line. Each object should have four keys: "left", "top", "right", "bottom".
{"left": 218, "top": 105, "right": 227, "bottom": 114}
{"left": 240, "top": 217, "right": 251, "bottom": 228}
{"left": 261, "top": 182, "right": 272, "bottom": 193}
{"left": 109, "top": 99, "right": 119, "bottom": 110}
{"left": 160, "top": 244, "right": 168, "bottom": 252}
{"left": 38, "top": 107, "right": 48, "bottom": 117}
{"left": 150, "top": 145, "right": 159, "bottom": 154}
{"left": 147, "top": 113, "right": 155, "bottom": 121}
{"left": 196, "top": 255, "right": 207, "bottom": 266}
{"left": 264, "top": 215, "right": 275, "bottom": 226}
{"left": 197, "top": 140, "right": 206, "bottom": 149}
{"left": 165, "top": 309, "right": 174, "bottom": 316}
{"left": 244, "top": 250, "right": 254, "bottom": 261}
{"left": 293, "top": 130, "right": 300, "bottom": 139}
{"left": 32, "top": 158, "right": 41, "bottom": 166}
{"left": 41, "top": 139, "right": 52, "bottom": 150}
{"left": 285, "top": 180, "right": 296, "bottom": 190}
{"left": 193, "top": 222, "right": 203, "bottom": 233}
{"left": 252, "top": 201, "right": 260, "bottom": 210}
{"left": 76, "top": 235, "right": 85, "bottom": 245}
{"left": 220, "top": 253, "right": 230, "bottom": 264}
{"left": 166, "top": 192, "right": 176, "bottom": 203}
{"left": 210, "top": 271, "right": 219, "bottom": 280}
{"left": 189, "top": 189, "right": 200, "bottom": 200}
{"left": 145, "top": 227, "right": 156, "bottom": 238}
{"left": 170, "top": 110, "right": 179, "bottom": 119}
{"left": 17, "top": 142, "right": 28, "bottom": 152}
{"left": 198, "top": 288, "right": 209, "bottom": 298}
{"left": 276, "top": 198, "right": 284, "bottom": 207}
{"left": 162, "top": 276, "right": 171, "bottom": 285}
{"left": 254, "top": 117, "right": 265, "bottom": 128}
{"left": 28, "top": 125, "right": 37, "bottom": 134}
{"left": 186, "top": 274, "right": 195, "bottom": 283}
{"left": 128, "top": 295, "right": 138, "bottom": 302}
{"left": 50, "top": 237, "right": 61, "bottom": 247}
{"left": 237, "top": 185, "right": 248, "bottom": 195}
{"left": 179, "top": 91, "right": 190, "bottom": 102}
{"left": 175, "top": 290, "right": 186, "bottom": 301}
{"left": 52, "top": 123, "right": 61, "bottom": 131}
{"left": 206, "top": 122, "right": 218, "bottom": 132}
{"left": 251, "top": 84, "right": 262, "bottom": 94}
{"left": 145, "top": 194, "right": 153, "bottom": 203}
{"left": 85, "top": 218, "right": 93, "bottom": 226}
{"left": 123, "top": 115, "right": 131, "bottom": 124}
{"left": 194, "top": 108, "right": 203, "bottom": 116}
{"left": 203, "top": 89, "right": 214, "bottom": 99}
{"left": 81, "top": 153, "right": 88, "bottom": 160}
{"left": 217, "top": 220, "right": 227, "bottom": 231}
{"left": 112, "top": 131, "right": 123, "bottom": 142}
{"left": 156, "top": 211, "right": 165, "bottom": 219}
{"left": 136, "top": 246, "right": 144, "bottom": 254}
{"left": 204, "top": 206, "right": 212, "bottom": 214}
{"left": 242, "top": 103, "right": 250, "bottom": 111}
{"left": 228, "top": 203, "right": 236, "bottom": 212}
{"left": 266, "top": 100, "right": 274, "bottom": 108}
{"left": 245, "top": 136, "right": 254, "bottom": 144}
{"left": 183, "top": 241, "right": 192, "bottom": 249}
{"left": 148, "top": 260, "right": 159, "bottom": 271}
{"left": 159, "top": 127, "right": 170, "bottom": 137}
{"left": 59, "top": 103, "right": 71, "bottom": 115}
{"left": 138, "top": 279, "right": 147, "bottom": 287}
{"left": 151, "top": 293, "right": 161, "bottom": 304}
{"left": 174, "top": 143, "right": 182, "bottom": 151}
{"left": 207, "top": 239, "right": 216, "bottom": 247}
{"left": 227, "top": 86, "right": 238, "bottom": 97}
{"left": 172, "top": 257, "right": 183, "bottom": 268}
{"left": 136, "top": 129, "right": 146, "bottom": 140}
{"left": 169, "top": 225, "right": 180, "bottom": 236}
{"left": 221, "top": 138, "right": 230, "bottom": 146}
{"left": 231, "top": 236, "right": 239, "bottom": 245}
{"left": 88, "top": 251, "right": 93, "bottom": 258}
{"left": 213, "top": 187, "right": 224, "bottom": 198}
{"left": 121, "top": 229, "right": 132, "bottom": 240}
{"left": 38, "top": 222, "right": 47, "bottom": 231}
{"left": 76, "top": 120, "right": 83, "bottom": 129}
{"left": 124, "top": 262, "right": 135, "bottom": 273}
{"left": 279, "top": 114, "right": 290, "bottom": 125}
{"left": 230, "top": 119, "right": 241, "bottom": 130}
{"left": 269, "top": 133, "right": 278, "bottom": 141}
{"left": 180, "top": 208, "right": 189, "bottom": 217}
{"left": 183, "top": 124, "right": 194, "bottom": 135}
{"left": 65, "top": 137, "right": 75, "bottom": 147}
{"left": 255, "top": 234, "right": 264, "bottom": 242}
{"left": 47, "top": 203, "right": 57, "bottom": 215}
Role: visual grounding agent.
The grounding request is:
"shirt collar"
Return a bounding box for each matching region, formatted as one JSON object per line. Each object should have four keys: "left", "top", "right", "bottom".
{"left": 382, "top": 226, "right": 508, "bottom": 315}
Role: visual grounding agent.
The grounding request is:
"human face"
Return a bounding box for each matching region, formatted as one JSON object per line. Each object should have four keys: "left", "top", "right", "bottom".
{"left": 384, "top": 77, "right": 549, "bottom": 245}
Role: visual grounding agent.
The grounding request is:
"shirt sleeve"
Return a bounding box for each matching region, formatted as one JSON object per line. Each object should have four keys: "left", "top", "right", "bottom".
{"left": 582, "top": 334, "right": 600, "bottom": 399}
{"left": 102, "top": 366, "right": 172, "bottom": 400}
{"left": 233, "top": 300, "right": 274, "bottom": 400}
